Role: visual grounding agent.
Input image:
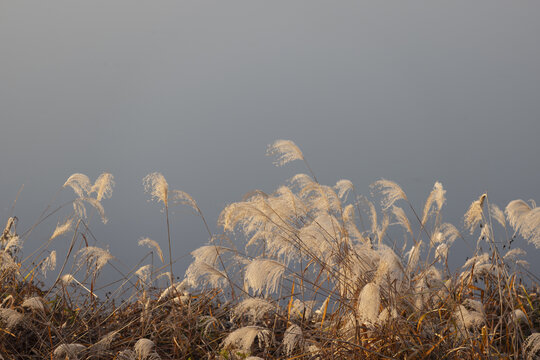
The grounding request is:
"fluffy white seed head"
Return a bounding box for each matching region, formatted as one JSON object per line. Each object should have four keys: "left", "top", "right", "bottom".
{"left": 41, "top": 250, "right": 57, "bottom": 278}
{"left": 222, "top": 326, "right": 272, "bottom": 352}
{"left": 135, "top": 264, "right": 152, "bottom": 285}
{"left": 185, "top": 260, "right": 227, "bottom": 289}
{"left": 134, "top": 338, "right": 155, "bottom": 359}
{"left": 73, "top": 197, "right": 108, "bottom": 223}
{"left": 54, "top": 343, "right": 86, "bottom": 360}
{"left": 232, "top": 298, "right": 277, "bottom": 322}
{"left": 22, "top": 297, "right": 46, "bottom": 312}
{"left": 283, "top": 324, "right": 304, "bottom": 356}
{"left": 171, "top": 190, "right": 198, "bottom": 212}
{"left": 191, "top": 245, "right": 233, "bottom": 266}
{"left": 138, "top": 238, "right": 164, "bottom": 263}
{"left": 392, "top": 206, "right": 412, "bottom": 235}
{"left": 464, "top": 194, "right": 487, "bottom": 234}
{"left": 143, "top": 172, "right": 169, "bottom": 206}
{"left": 371, "top": 179, "right": 407, "bottom": 210}
{"left": 335, "top": 179, "right": 354, "bottom": 200}
{"left": 244, "top": 259, "right": 285, "bottom": 296}
{"left": 0, "top": 308, "right": 24, "bottom": 330}
{"left": 505, "top": 199, "right": 540, "bottom": 248}
{"left": 357, "top": 282, "right": 380, "bottom": 324}
{"left": 489, "top": 204, "right": 506, "bottom": 228}
{"left": 50, "top": 217, "right": 74, "bottom": 240}
{"left": 503, "top": 248, "right": 526, "bottom": 261}
{"left": 267, "top": 139, "right": 304, "bottom": 166}
{"left": 64, "top": 173, "right": 91, "bottom": 198}
{"left": 61, "top": 274, "right": 75, "bottom": 286}
{"left": 421, "top": 182, "right": 446, "bottom": 225}
{"left": 91, "top": 173, "right": 115, "bottom": 201}
{"left": 76, "top": 246, "right": 113, "bottom": 273}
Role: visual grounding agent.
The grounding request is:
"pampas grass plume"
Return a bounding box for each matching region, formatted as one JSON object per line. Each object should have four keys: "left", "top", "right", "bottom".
{"left": 138, "top": 238, "right": 164, "bottom": 263}
{"left": 267, "top": 139, "right": 304, "bottom": 166}
{"left": 91, "top": 172, "right": 115, "bottom": 201}
{"left": 244, "top": 259, "right": 285, "bottom": 295}
{"left": 371, "top": 179, "right": 407, "bottom": 210}
{"left": 63, "top": 173, "right": 91, "bottom": 198}
{"left": 143, "top": 172, "right": 169, "bottom": 206}
{"left": 464, "top": 194, "right": 486, "bottom": 234}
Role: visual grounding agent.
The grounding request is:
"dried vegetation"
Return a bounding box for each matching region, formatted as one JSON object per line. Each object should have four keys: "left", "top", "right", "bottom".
{"left": 1, "top": 140, "right": 539, "bottom": 359}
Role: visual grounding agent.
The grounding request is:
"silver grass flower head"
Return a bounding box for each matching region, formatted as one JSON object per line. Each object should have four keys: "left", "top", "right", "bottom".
{"left": 76, "top": 246, "right": 113, "bottom": 272}
{"left": 464, "top": 194, "right": 487, "bottom": 234}
{"left": 453, "top": 304, "right": 485, "bottom": 332}
{"left": 357, "top": 282, "right": 380, "bottom": 324}
{"left": 343, "top": 204, "right": 364, "bottom": 242}
{"left": 22, "top": 297, "right": 46, "bottom": 312}
{"left": 191, "top": 245, "right": 233, "bottom": 266}
{"left": 267, "top": 139, "right": 304, "bottom": 166}
{"left": 489, "top": 203, "right": 506, "bottom": 227}
{"left": 61, "top": 274, "right": 75, "bottom": 286}
{"left": 91, "top": 172, "right": 115, "bottom": 201}
{"left": 244, "top": 259, "right": 285, "bottom": 296}
{"left": 222, "top": 326, "right": 272, "bottom": 352}
{"left": 289, "top": 173, "right": 314, "bottom": 190}
{"left": 171, "top": 189, "right": 198, "bottom": 212}
{"left": 378, "top": 307, "right": 398, "bottom": 324}
{"left": 185, "top": 260, "right": 227, "bottom": 289}
{"left": 1, "top": 217, "right": 16, "bottom": 242}
{"left": 64, "top": 173, "right": 91, "bottom": 198}
{"left": 3, "top": 235, "right": 21, "bottom": 253}
{"left": 73, "top": 197, "right": 108, "bottom": 223}
{"left": 291, "top": 299, "right": 317, "bottom": 319}
{"left": 505, "top": 199, "right": 540, "bottom": 248}
{"left": 406, "top": 241, "right": 422, "bottom": 273}
{"left": 374, "top": 245, "right": 404, "bottom": 285}
{"left": 0, "top": 308, "right": 24, "bottom": 330}
{"left": 283, "top": 324, "right": 304, "bottom": 356}
{"left": 392, "top": 206, "right": 412, "bottom": 235}
{"left": 138, "top": 238, "right": 164, "bottom": 263}
{"left": 53, "top": 343, "right": 86, "bottom": 360}
{"left": 371, "top": 179, "right": 407, "bottom": 210}
{"left": 440, "top": 223, "right": 460, "bottom": 245}
{"left": 158, "top": 280, "right": 188, "bottom": 301}
{"left": 503, "top": 248, "right": 526, "bottom": 261}
{"left": 143, "top": 172, "right": 169, "bottom": 206}
{"left": 135, "top": 264, "right": 152, "bottom": 285}
{"left": 50, "top": 217, "right": 74, "bottom": 240}
{"left": 421, "top": 181, "right": 446, "bottom": 225}
{"left": 335, "top": 179, "right": 354, "bottom": 200}
{"left": 41, "top": 250, "right": 56, "bottom": 278}
{"left": 435, "top": 243, "right": 449, "bottom": 263}
{"left": 232, "top": 298, "right": 277, "bottom": 322}
{"left": 511, "top": 309, "right": 527, "bottom": 323}
{"left": 0, "top": 252, "right": 18, "bottom": 274}
{"left": 134, "top": 338, "right": 155, "bottom": 359}
{"left": 462, "top": 253, "right": 490, "bottom": 269}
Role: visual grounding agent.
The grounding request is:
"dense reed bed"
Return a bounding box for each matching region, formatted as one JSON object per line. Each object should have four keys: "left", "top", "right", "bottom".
{"left": 1, "top": 140, "right": 539, "bottom": 359}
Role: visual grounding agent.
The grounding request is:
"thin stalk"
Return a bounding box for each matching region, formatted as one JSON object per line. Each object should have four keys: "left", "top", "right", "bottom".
{"left": 165, "top": 203, "right": 174, "bottom": 286}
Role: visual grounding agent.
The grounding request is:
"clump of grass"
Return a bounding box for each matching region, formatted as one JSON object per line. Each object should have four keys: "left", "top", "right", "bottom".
{"left": 0, "top": 142, "right": 539, "bottom": 359}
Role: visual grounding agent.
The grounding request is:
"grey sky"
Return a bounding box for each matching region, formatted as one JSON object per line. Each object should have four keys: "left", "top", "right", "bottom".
{"left": 1, "top": 1, "right": 539, "bottom": 280}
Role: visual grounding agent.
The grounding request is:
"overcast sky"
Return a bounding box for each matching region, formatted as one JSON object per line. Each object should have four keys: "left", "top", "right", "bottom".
{"left": 1, "top": 1, "right": 539, "bottom": 281}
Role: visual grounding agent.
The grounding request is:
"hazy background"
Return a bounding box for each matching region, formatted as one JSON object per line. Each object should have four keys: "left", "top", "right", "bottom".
{"left": 1, "top": 1, "right": 539, "bottom": 283}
